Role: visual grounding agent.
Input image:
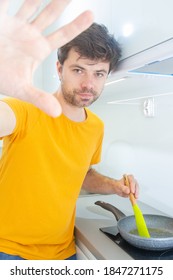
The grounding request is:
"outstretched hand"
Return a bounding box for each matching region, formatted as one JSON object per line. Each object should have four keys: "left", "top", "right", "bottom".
{"left": 0, "top": 0, "right": 93, "bottom": 116}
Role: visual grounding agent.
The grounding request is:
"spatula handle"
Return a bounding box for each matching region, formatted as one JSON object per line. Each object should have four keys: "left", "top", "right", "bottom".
{"left": 123, "top": 174, "right": 136, "bottom": 206}
{"left": 129, "top": 192, "right": 136, "bottom": 206}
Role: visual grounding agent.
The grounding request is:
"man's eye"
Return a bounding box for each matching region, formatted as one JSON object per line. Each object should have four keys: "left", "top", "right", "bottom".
{"left": 73, "top": 69, "right": 82, "bottom": 74}
{"left": 96, "top": 72, "right": 104, "bottom": 78}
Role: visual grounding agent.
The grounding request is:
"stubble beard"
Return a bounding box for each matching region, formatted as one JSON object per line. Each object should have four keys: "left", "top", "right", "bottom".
{"left": 61, "top": 84, "right": 100, "bottom": 108}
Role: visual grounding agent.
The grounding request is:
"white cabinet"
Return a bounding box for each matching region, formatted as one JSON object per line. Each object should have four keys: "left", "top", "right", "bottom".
{"left": 58, "top": 0, "right": 173, "bottom": 60}
{"left": 76, "top": 240, "right": 97, "bottom": 260}
{"left": 110, "top": 0, "right": 173, "bottom": 59}
{"left": 39, "top": 0, "right": 173, "bottom": 93}
{"left": 76, "top": 245, "right": 88, "bottom": 260}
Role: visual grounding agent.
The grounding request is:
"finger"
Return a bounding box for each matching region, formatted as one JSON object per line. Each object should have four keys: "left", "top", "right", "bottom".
{"left": 31, "top": 0, "right": 71, "bottom": 31}
{"left": 134, "top": 181, "right": 139, "bottom": 199}
{"left": 16, "top": 0, "right": 42, "bottom": 21}
{"left": 125, "top": 174, "right": 133, "bottom": 190}
{"left": 0, "top": 0, "right": 10, "bottom": 15}
{"left": 127, "top": 174, "right": 139, "bottom": 198}
{"left": 47, "top": 10, "right": 94, "bottom": 50}
{"left": 24, "top": 85, "right": 62, "bottom": 117}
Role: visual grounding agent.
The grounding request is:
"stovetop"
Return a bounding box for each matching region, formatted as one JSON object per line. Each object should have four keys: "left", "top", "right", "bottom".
{"left": 100, "top": 225, "right": 173, "bottom": 260}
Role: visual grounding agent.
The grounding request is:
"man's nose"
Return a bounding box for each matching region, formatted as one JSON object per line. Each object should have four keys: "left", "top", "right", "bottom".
{"left": 81, "top": 75, "right": 94, "bottom": 90}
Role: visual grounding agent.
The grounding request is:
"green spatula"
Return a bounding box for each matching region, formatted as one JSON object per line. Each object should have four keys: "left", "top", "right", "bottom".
{"left": 123, "top": 174, "right": 150, "bottom": 238}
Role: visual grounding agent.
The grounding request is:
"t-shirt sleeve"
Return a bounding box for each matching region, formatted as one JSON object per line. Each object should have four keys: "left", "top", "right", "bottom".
{"left": 0, "top": 97, "right": 40, "bottom": 141}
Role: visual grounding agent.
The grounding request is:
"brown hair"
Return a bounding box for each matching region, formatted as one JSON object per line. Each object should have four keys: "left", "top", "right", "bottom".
{"left": 57, "top": 23, "right": 122, "bottom": 73}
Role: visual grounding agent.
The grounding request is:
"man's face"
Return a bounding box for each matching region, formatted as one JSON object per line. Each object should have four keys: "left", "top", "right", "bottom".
{"left": 57, "top": 49, "right": 109, "bottom": 108}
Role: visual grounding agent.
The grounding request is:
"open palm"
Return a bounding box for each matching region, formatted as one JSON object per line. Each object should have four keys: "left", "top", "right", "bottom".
{"left": 0, "top": 0, "right": 93, "bottom": 117}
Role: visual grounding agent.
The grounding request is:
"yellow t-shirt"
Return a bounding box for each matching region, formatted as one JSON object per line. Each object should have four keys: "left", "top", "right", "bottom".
{"left": 0, "top": 98, "right": 104, "bottom": 259}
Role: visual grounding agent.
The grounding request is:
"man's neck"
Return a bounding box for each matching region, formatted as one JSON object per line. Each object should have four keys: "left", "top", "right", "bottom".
{"left": 54, "top": 91, "right": 87, "bottom": 122}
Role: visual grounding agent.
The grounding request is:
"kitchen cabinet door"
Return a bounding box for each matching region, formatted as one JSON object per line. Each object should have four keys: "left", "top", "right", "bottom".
{"left": 110, "top": 0, "right": 173, "bottom": 59}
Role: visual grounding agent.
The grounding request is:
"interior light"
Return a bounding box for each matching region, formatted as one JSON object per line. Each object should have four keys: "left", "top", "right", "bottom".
{"left": 105, "top": 77, "right": 126, "bottom": 86}
{"left": 122, "top": 23, "right": 134, "bottom": 37}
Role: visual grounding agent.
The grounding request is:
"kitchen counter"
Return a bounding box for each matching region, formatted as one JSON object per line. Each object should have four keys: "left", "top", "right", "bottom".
{"left": 75, "top": 194, "right": 166, "bottom": 260}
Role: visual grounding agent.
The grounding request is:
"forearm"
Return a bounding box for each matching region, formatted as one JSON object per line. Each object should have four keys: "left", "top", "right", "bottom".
{"left": 82, "top": 168, "right": 139, "bottom": 198}
{"left": 82, "top": 168, "right": 119, "bottom": 195}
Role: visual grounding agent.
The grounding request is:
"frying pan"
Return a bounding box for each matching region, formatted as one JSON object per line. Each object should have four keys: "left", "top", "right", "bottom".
{"left": 95, "top": 200, "right": 173, "bottom": 251}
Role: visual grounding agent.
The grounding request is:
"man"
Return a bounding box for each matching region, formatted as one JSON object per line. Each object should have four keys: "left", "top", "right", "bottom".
{"left": 0, "top": 1, "right": 139, "bottom": 260}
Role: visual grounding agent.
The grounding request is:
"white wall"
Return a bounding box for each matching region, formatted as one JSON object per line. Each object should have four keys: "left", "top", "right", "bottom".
{"left": 90, "top": 90, "right": 173, "bottom": 216}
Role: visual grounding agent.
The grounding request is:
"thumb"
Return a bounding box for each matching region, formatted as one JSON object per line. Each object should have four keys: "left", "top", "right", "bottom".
{"left": 122, "top": 185, "right": 130, "bottom": 196}
{"left": 23, "top": 86, "right": 62, "bottom": 117}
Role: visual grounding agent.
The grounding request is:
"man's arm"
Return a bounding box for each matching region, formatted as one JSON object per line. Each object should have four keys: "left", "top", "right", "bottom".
{"left": 82, "top": 168, "right": 139, "bottom": 198}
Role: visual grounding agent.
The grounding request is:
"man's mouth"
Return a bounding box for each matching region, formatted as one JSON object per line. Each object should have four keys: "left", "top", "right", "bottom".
{"left": 78, "top": 93, "right": 93, "bottom": 98}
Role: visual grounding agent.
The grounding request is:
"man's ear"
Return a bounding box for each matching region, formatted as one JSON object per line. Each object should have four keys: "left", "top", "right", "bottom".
{"left": 56, "top": 61, "right": 63, "bottom": 80}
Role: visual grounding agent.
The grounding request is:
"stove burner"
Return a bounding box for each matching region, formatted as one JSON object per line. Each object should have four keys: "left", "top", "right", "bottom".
{"left": 100, "top": 226, "right": 173, "bottom": 260}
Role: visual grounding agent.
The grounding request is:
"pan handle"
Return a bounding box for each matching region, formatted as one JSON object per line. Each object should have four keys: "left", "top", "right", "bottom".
{"left": 95, "top": 201, "right": 126, "bottom": 221}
